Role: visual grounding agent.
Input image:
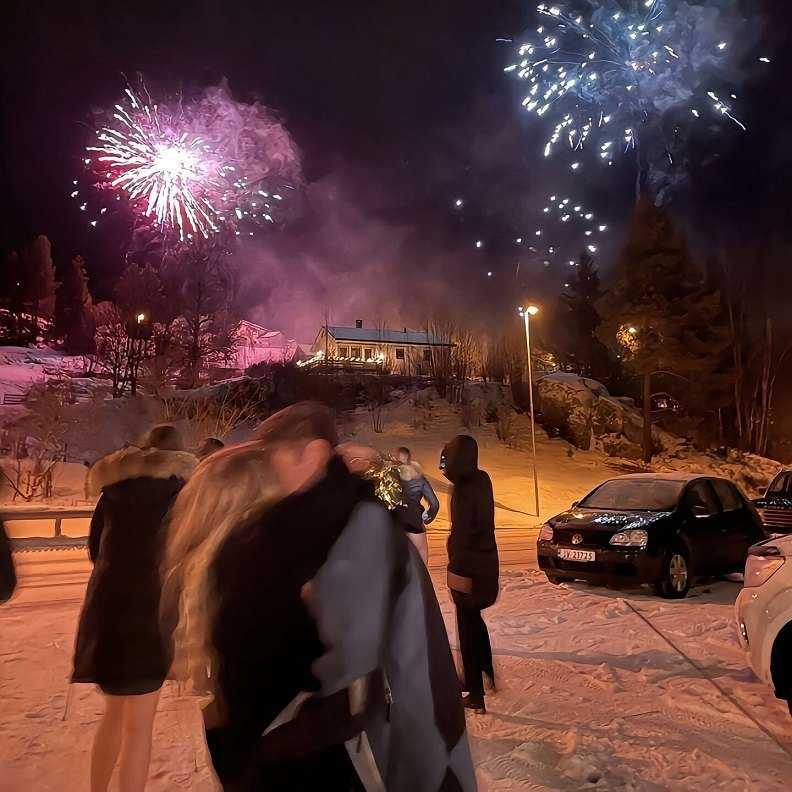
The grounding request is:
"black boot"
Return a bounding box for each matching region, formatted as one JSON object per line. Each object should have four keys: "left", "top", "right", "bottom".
{"left": 462, "top": 694, "right": 486, "bottom": 714}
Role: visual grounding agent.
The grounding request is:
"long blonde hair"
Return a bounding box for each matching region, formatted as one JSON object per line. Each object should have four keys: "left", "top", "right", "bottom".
{"left": 161, "top": 441, "right": 279, "bottom": 694}
{"left": 161, "top": 402, "right": 341, "bottom": 695}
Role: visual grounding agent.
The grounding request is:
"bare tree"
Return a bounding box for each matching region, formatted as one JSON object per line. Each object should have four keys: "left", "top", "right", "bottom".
{"left": 160, "top": 385, "right": 268, "bottom": 448}
{"left": 92, "top": 301, "right": 153, "bottom": 398}
{"left": 724, "top": 255, "right": 792, "bottom": 455}
{"left": 92, "top": 302, "right": 134, "bottom": 398}
{"left": 0, "top": 379, "right": 76, "bottom": 500}
{"left": 172, "top": 243, "right": 240, "bottom": 387}
{"left": 483, "top": 337, "right": 508, "bottom": 383}
{"left": 366, "top": 379, "right": 387, "bottom": 433}
{"left": 425, "top": 319, "right": 454, "bottom": 398}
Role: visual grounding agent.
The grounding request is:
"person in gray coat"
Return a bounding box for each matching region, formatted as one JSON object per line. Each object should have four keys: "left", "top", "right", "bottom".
{"left": 308, "top": 494, "right": 476, "bottom": 791}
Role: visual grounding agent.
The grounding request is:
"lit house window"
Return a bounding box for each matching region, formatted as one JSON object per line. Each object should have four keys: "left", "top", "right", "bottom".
{"left": 395, "top": 348, "right": 405, "bottom": 360}
{"left": 338, "top": 346, "right": 349, "bottom": 358}
{"left": 350, "top": 346, "right": 362, "bottom": 359}
{"left": 364, "top": 348, "right": 373, "bottom": 360}
{"left": 423, "top": 348, "right": 432, "bottom": 362}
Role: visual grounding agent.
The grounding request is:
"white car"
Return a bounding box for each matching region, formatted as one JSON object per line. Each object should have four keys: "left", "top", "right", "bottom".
{"left": 735, "top": 534, "right": 792, "bottom": 713}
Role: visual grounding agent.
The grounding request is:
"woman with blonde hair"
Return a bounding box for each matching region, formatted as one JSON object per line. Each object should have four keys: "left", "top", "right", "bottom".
{"left": 160, "top": 441, "right": 278, "bottom": 696}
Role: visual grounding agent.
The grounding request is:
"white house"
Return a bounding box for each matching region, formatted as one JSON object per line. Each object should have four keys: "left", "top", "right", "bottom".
{"left": 232, "top": 320, "right": 307, "bottom": 370}
{"left": 309, "top": 320, "right": 452, "bottom": 374}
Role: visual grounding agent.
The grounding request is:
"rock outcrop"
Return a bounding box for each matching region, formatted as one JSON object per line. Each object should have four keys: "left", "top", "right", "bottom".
{"left": 537, "top": 372, "right": 666, "bottom": 459}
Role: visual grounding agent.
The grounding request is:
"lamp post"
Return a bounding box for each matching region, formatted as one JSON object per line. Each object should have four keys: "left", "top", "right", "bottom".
{"left": 519, "top": 304, "right": 540, "bottom": 517}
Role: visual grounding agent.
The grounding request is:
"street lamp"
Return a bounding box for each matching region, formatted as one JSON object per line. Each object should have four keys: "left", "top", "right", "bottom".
{"left": 518, "top": 304, "right": 541, "bottom": 516}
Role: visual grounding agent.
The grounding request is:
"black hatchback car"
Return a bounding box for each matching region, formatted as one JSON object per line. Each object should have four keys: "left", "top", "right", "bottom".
{"left": 537, "top": 473, "right": 765, "bottom": 598}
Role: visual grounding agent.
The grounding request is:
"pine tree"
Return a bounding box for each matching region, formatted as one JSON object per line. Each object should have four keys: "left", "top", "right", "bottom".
{"left": 557, "top": 252, "right": 614, "bottom": 382}
{"left": 22, "top": 235, "right": 57, "bottom": 337}
{"left": 0, "top": 236, "right": 56, "bottom": 343}
{"left": 599, "top": 197, "right": 731, "bottom": 460}
{"left": 0, "top": 250, "right": 25, "bottom": 342}
{"left": 53, "top": 256, "right": 96, "bottom": 354}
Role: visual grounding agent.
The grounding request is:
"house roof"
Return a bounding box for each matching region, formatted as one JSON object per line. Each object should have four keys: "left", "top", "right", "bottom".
{"left": 326, "top": 325, "right": 452, "bottom": 346}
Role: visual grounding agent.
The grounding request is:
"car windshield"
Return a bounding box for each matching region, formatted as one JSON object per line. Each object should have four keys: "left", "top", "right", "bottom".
{"left": 579, "top": 479, "right": 684, "bottom": 512}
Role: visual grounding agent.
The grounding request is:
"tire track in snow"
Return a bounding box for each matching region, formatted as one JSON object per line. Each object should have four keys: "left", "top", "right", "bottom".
{"left": 625, "top": 600, "right": 792, "bottom": 763}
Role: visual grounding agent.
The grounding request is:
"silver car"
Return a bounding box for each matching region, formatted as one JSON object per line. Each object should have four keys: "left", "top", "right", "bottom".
{"left": 735, "top": 533, "right": 792, "bottom": 713}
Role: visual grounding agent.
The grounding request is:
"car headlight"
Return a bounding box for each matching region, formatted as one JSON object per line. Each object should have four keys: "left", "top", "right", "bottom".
{"left": 538, "top": 523, "right": 554, "bottom": 542}
{"left": 609, "top": 529, "right": 648, "bottom": 549}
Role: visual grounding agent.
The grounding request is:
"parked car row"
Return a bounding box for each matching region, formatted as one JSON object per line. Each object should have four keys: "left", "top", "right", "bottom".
{"left": 536, "top": 467, "right": 792, "bottom": 714}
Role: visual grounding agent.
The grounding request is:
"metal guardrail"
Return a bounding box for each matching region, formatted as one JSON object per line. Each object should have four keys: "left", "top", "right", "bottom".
{"left": 1, "top": 507, "right": 94, "bottom": 551}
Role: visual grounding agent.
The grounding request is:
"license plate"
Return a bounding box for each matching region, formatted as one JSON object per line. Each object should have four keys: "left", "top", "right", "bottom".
{"left": 558, "top": 548, "right": 595, "bottom": 562}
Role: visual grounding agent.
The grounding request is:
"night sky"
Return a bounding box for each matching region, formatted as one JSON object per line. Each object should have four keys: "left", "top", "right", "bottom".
{"left": 2, "top": 0, "right": 790, "bottom": 341}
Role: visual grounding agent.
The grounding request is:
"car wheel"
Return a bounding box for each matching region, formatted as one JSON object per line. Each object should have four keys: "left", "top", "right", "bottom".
{"left": 654, "top": 547, "right": 691, "bottom": 599}
{"left": 547, "top": 575, "right": 573, "bottom": 586}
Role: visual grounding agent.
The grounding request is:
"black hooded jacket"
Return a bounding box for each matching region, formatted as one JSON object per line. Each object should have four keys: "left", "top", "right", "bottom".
{"left": 442, "top": 435, "right": 499, "bottom": 607}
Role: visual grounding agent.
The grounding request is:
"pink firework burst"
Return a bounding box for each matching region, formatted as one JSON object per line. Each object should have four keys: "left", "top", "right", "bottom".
{"left": 84, "top": 82, "right": 301, "bottom": 241}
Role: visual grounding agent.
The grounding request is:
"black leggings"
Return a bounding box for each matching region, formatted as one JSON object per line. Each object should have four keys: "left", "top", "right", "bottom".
{"left": 454, "top": 594, "right": 493, "bottom": 698}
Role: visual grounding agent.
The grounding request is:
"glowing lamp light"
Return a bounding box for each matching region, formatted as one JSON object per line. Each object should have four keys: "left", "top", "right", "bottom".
{"left": 628, "top": 326, "right": 638, "bottom": 335}
{"left": 136, "top": 313, "right": 147, "bottom": 323}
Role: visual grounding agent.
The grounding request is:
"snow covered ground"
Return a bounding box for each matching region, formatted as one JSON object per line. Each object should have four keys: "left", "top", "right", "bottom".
{"left": 3, "top": 569, "right": 792, "bottom": 790}
{"left": 3, "top": 390, "right": 792, "bottom": 789}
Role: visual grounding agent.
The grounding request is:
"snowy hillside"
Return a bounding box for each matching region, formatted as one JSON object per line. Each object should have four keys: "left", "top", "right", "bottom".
{"left": 0, "top": 381, "right": 782, "bottom": 513}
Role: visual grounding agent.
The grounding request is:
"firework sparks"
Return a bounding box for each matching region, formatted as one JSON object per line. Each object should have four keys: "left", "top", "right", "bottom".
{"left": 529, "top": 191, "right": 608, "bottom": 265}
{"left": 83, "top": 82, "right": 301, "bottom": 242}
{"left": 506, "top": 1, "right": 747, "bottom": 176}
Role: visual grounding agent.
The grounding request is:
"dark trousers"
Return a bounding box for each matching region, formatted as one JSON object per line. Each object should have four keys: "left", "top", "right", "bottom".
{"left": 454, "top": 594, "right": 493, "bottom": 698}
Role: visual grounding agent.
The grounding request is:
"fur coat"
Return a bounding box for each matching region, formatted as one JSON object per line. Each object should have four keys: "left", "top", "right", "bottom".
{"left": 72, "top": 446, "right": 196, "bottom": 691}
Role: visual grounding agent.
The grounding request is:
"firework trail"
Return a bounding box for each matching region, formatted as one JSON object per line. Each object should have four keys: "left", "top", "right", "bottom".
{"left": 77, "top": 80, "right": 301, "bottom": 242}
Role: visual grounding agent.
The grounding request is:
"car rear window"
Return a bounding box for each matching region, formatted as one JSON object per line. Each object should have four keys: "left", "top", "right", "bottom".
{"left": 711, "top": 479, "right": 743, "bottom": 512}
{"left": 579, "top": 479, "right": 684, "bottom": 511}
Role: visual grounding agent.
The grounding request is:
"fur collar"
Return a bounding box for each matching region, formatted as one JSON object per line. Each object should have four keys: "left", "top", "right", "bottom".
{"left": 87, "top": 446, "right": 197, "bottom": 496}
{"left": 399, "top": 460, "right": 425, "bottom": 482}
